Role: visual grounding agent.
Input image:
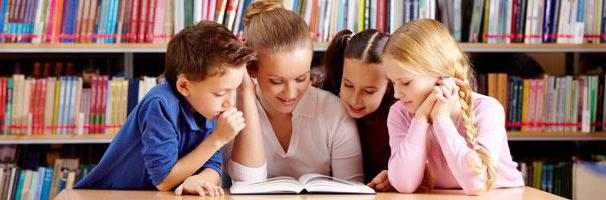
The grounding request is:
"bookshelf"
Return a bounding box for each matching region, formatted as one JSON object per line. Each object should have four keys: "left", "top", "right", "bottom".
{"left": 0, "top": 133, "right": 116, "bottom": 144}
{"left": 2, "top": 43, "right": 606, "bottom": 53}
{"left": 0, "top": 132, "right": 599, "bottom": 144}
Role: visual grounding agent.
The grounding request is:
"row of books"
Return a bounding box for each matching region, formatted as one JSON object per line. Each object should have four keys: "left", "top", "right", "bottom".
{"left": 0, "top": 0, "right": 256, "bottom": 43}
{"left": 3, "top": 0, "right": 606, "bottom": 44}
{"left": 478, "top": 73, "right": 606, "bottom": 132}
{"left": 468, "top": 0, "right": 606, "bottom": 44}
{"left": 0, "top": 158, "right": 88, "bottom": 200}
{"left": 519, "top": 161, "right": 573, "bottom": 198}
{"left": 0, "top": 74, "right": 158, "bottom": 135}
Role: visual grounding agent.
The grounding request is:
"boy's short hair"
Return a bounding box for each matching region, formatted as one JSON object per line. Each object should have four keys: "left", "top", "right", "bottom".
{"left": 165, "top": 21, "right": 255, "bottom": 87}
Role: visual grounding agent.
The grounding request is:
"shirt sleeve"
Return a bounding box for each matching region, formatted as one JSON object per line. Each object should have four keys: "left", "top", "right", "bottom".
{"left": 222, "top": 141, "right": 267, "bottom": 183}
{"left": 387, "top": 102, "right": 431, "bottom": 193}
{"left": 329, "top": 102, "right": 364, "bottom": 183}
{"left": 202, "top": 149, "right": 223, "bottom": 176}
{"left": 138, "top": 98, "right": 179, "bottom": 186}
{"left": 431, "top": 98, "right": 507, "bottom": 195}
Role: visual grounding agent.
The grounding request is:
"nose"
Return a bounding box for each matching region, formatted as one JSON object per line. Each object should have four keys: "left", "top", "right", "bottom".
{"left": 222, "top": 92, "right": 235, "bottom": 108}
{"left": 393, "top": 84, "right": 403, "bottom": 100}
{"left": 284, "top": 82, "right": 297, "bottom": 99}
{"left": 349, "top": 90, "right": 363, "bottom": 106}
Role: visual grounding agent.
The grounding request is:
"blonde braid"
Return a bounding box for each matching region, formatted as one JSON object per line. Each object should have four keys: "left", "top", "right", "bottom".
{"left": 454, "top": 66, "right": 497, "bottom": 194}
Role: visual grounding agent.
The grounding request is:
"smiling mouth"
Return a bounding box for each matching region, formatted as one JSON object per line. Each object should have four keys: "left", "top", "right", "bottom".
{"left": 277, "top": 97, "right": 297, "bottom": 106}
{"left": 348, "top": 105, "right": 365, "bottom": 113}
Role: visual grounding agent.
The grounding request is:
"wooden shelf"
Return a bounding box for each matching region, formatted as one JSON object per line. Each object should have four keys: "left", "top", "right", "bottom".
{"left": 0, "top": 133, "right": 116, "bottom": 144}
{"left": 0, "top": 43, "right": 167, "bottom": 53}
{"left": 507, "top": 131, "right": 606, "bottom": 141}
{"left": 1, "top": 43, "right": 606, "bottom": 53}
{"left": 459, "top": 43, "right": 606, "bottom": 52}
{"left": 0, "top": 131, "right": 601, "bottom": 144}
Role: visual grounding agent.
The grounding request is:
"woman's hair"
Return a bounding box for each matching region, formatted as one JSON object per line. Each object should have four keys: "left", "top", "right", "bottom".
{"left": 383, "top": 19, "right": 496, "bottom": 193}
{"left": 243, "top": 0, "right": 312, "bottom": 56}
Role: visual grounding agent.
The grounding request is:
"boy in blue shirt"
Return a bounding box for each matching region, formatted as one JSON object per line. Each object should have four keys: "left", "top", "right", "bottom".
{"left": 75, "top": 21, "right": 256, "bottom": 196}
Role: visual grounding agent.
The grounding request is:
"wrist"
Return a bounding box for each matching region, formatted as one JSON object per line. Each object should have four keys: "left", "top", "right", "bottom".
{"left": 209, "top": 132, "right": 228, "bottom": 147}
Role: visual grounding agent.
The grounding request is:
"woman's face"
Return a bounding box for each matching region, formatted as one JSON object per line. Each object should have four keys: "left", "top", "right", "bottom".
{"left": 339, "top": 58, "right": 389, "bottom": 118}
{"left": 256, "top": 48, "right": 313, "bottom": 115}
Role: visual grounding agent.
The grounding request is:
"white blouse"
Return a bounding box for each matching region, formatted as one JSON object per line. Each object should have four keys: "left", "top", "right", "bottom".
{"left": 223, "top": 87, "right": 364, "bottom": 183}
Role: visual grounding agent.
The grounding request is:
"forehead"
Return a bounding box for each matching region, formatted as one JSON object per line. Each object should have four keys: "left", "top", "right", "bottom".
{"left": 382, "top": 56, "right": 417, "bottom": 81}
{"left": 199, "top": 66, "right": 244, "bottom": 90}
{"left": 343, "top": 58, "right": 386, "bottom": 84}
{"left": 258, "top": 48, "right": 312, "bottom": 78}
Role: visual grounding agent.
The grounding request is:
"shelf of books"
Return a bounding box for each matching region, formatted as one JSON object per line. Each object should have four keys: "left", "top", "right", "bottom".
{"left": 0, "top": 133, "right": 116, "bottom": 144}
{"left": 2, "top": 0, "right": 606, "bottom": 48}
{"left": 2, "top": 43, "right": 606, "bottom": 53}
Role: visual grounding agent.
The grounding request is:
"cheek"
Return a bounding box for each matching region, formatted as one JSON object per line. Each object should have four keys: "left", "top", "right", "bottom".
{"left": 363, "top": 94, "right": 383, "bottom": 111}
{"left": 339, "top": 88, "right": 351, "bottom": 101}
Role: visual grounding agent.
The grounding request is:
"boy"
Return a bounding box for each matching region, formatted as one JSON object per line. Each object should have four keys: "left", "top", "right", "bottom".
{"left": 75, "top": 21, "right": 256, "bottom": 196}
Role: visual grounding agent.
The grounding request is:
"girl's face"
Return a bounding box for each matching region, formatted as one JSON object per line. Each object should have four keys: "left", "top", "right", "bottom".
{"left": 256, "top": 48, "right": 313, "bottom": 115}
{"left": 383, "top": 56, "right": 439, "bottom": 113}
{"left": 339, "top": 58, "right": 389, "bottom": 118}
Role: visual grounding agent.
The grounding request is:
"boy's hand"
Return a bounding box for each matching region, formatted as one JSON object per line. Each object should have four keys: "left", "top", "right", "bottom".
{"left": 174, "top": 169, "right": 224, "bottom": 196}
{"left": 212, "top": 108, "right": 245, "bottom": 145}
{"left": 367, "top": 170, "right": 396, "bottom": 192}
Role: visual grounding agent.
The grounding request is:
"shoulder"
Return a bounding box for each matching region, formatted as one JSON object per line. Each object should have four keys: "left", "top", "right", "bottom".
{"left": 471, "top": 92, "right": 505, "bottom": 115}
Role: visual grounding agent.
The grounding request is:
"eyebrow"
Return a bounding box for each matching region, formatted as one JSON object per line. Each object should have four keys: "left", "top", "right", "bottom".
{"left": 342, "top": 78, "right": 378, "bottom": 89}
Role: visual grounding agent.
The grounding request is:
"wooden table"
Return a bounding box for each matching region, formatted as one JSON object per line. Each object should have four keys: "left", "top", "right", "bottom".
{"left": 55, "top": 186, "right": 565, "bottom": 200}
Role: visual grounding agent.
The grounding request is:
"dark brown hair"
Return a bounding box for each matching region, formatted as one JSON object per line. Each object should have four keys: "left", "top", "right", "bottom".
{"left": 322, "top": 29, "right": 392, "bottom": 101}
{"left": 165, "top": 20, "right": 255, "bottom": 88}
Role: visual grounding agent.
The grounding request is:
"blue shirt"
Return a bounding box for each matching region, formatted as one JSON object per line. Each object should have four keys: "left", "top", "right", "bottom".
{"left": 75, "top": 82, "right": 222, "bottom": 190}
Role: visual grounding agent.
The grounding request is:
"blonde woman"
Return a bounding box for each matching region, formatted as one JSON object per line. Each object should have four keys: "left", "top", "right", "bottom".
{"left": 223, "top": 0, "right": 364, "bottom": 183}
{"left": 381, "top": 19, "right": 524, "bottom": 195}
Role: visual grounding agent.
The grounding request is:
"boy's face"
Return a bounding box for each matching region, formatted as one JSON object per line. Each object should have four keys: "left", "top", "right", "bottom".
{"left": 176, "top": 66, "right": 245, "bottom": 119}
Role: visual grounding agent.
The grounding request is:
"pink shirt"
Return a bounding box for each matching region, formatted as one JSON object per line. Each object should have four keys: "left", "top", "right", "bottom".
{"left": 387, "top": 93, "right": 524, "bottom": 195}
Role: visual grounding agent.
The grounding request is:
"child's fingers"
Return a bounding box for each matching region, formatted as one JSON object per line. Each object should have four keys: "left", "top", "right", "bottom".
{"left": 218, "top": 187, "right": 225, "bottom": 195}
{"left": 367, "top": 181, "right": 376, "bottom": 188}
{"left": 213, "top": 186, "right": 222, "bottom": 196}
{"left": 174, "top": 184, "right": 184, "bottom": 196}
{"left": 196, "top": 186, "right": 206, "bottom": 196}
{"left": 376, "top": 180, "right": 391, "bottom": 191}
{"left": 372, "top": 170, "right": 388, "bottom": 185}
{"left": 205, "top": 183, "right": 218, "bottom": 196}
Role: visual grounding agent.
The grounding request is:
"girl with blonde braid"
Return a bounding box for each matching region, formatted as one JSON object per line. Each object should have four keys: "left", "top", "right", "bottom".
{"left": 381, "top": 19, "right": 524, "bottom": 195}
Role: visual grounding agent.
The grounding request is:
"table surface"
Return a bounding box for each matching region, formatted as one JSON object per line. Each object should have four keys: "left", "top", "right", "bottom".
{"left": 55, "top": 186, "right": 566, "bottom": 200}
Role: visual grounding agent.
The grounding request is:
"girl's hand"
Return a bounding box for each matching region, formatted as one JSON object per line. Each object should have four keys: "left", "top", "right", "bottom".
{"left": 414, "top": 86, "right": 441, "bottom": 123}
{"left": 367, "top": 170, "right": 396, "bottom": 192}
{"left": 431, "top": 77, "right": 461, "bottom": 120}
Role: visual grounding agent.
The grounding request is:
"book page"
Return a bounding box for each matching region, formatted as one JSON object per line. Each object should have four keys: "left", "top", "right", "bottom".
{"left": 298, "top": 173, "right": 375, "bottom": 194}
{"left": 230, "top": 176, "right": 304, "bottom": 194}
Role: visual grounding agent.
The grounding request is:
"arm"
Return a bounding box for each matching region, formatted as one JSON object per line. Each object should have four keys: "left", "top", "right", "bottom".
{"left": 139, "top": 99, "right": 226, "bottom": 191}
{"left": 386, "top": 102, "right": 431, "bottom": 193}
{"left": 226, "top": 73, "right": 267, "bottom": 182}
{"left": 155, "top": 131, "right": 226, "bottom": 191}
{"left": 431, "top": 99, "right": 506, "bottom": 195}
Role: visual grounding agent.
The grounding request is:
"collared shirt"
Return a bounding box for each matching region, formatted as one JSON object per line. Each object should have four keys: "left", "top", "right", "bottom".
{"left": 75, "top": 82, "right": 221, "bottom": 189}
{"left": 224, "top": 87, "right": 364, "bottom": 183}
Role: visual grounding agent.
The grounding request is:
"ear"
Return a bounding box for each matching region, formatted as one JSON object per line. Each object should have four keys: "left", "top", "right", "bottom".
{"left": 175, "top": 74, "right": 190, "bottom": 97}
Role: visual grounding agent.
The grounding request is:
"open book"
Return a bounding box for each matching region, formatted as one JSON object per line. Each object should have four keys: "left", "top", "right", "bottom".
{"left": 229, "top": 173, "right": 376, "bottom": 194}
